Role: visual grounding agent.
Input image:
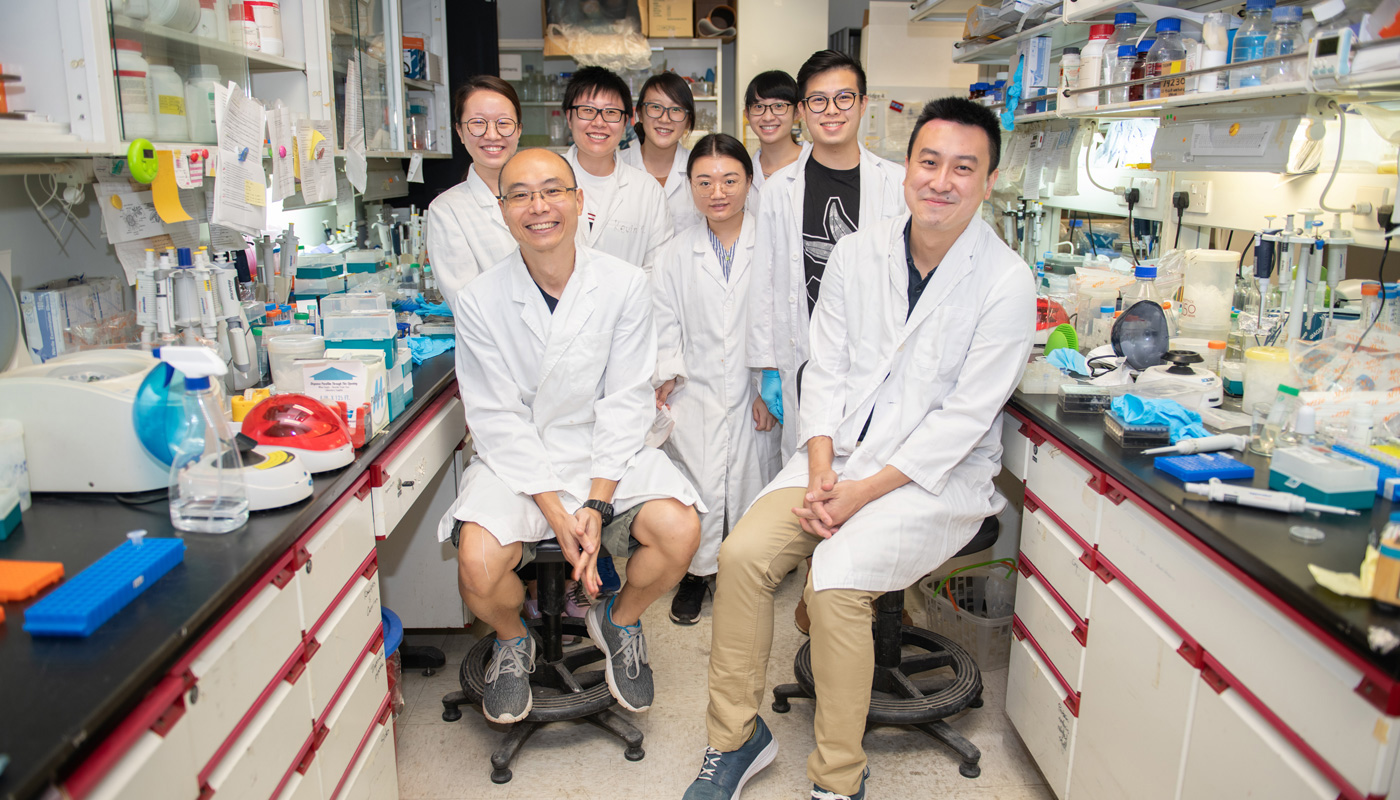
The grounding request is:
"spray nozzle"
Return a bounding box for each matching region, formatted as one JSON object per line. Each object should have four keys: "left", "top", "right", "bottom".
{"left": 154, "top": 345, "right": 228, "bottom": 390}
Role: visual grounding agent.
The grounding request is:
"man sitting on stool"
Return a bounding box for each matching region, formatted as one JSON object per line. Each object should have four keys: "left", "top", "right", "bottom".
{"left": 438, "top": 148, "right": 702, "bottom": 725}
{"left": 683, "top": 98, "right": 1036, "bottom": 800}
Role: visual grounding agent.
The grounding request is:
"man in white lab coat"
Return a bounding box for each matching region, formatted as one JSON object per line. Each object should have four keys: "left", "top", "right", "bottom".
{"left": 683, "top": 99, "right": 1036, "bottom": 800}
{"left": 438, "top": 148, "right": 702, "bottom": 725}
{"left": 561, "top": 66, "right": 673, "bottom": 273}
{"left": 746, "top": 49, "right": 907, "bottom": 462}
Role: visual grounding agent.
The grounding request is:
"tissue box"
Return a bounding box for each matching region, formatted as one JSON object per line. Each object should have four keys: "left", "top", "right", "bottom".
{"left": 1017, "top": 36, "right": 1052, "bottom": 87}
{"left": 302, "top": 356, "right": 389, "bottom": 438}
{"left": 20, "top": 276, "right": 125, "bottom": 362}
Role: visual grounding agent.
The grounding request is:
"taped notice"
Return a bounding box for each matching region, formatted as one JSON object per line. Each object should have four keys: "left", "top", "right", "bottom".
{"left": 152, "top": 151, "right": 192, "bottom": 223}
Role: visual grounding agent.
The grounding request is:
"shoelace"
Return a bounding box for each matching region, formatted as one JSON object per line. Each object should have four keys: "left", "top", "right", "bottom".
{"left": 811, "top": 790, "right": 852, "bottom": 800}
{"left": 696, "top": 747, "right": 723, "bottom": 781}
{"left": 485, "top": 637, "right": 536, "bottom": 683}
{"left": 567, "top": 579, "right": 592, "bottom": 610}
{"left": 616, "top": 624, "right": 649, "bottom": 679}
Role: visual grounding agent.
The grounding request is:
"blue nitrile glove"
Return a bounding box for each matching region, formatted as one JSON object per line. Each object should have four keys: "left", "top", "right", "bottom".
{"left": 1001, "top": 54, "right": 1024, "bottom": 132}
{"left": 761, "top": 369, "right": 783, "bottom": 425}
{"left": 1111, "top": 395, "right": 1210, "bottom": 443}
{"left": 407, "top": 335, "right": 455, "bottom": 364}
{"left": 1046, "top": 348, "right": 1090, "bottom": 375}
{"left": 416, "top": 300, "right": 452, "bottom": 317}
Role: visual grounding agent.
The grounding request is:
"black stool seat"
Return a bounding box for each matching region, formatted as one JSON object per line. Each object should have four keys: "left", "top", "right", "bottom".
{"left": 771, "top": 516, "right": 1000, "bottom": 779}
{"left": 441, "top": 535, "right": 644, "bottom": 783}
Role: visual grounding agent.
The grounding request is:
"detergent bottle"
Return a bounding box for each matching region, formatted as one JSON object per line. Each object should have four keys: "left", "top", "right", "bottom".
{"left": 158, "top": 346, "right": 249, "bottom": 533}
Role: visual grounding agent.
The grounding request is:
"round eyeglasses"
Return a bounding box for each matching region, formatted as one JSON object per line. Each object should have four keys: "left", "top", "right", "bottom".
{"left": 691, "top": 178, "right": 745, "bottom": 194}
{"left": 747, "top": 101, "right": 793, "bottom": 117}
{"left": 640, "top": 102, "right": 689, "bottom": 122}
{"left": 802, "top": 91, "right": 862, "bottom": 113}
{"left": 460, "top": 117, "right": 518, "bottom": 137}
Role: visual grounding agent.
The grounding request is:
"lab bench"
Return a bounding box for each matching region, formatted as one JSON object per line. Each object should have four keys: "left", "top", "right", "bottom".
{"left": 1002, "top": 392, "right": 1400, "bottom": 800}
{"left": 0, "top": 352, "right": 465, "bottom": 800}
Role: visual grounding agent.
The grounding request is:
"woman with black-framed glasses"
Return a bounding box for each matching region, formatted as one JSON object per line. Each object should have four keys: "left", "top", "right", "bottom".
{"left": 620, "top": 72, "right": 701, "bottom": 235}
{"left": 743, "top": 70, "right": 807, "bottom": 194}
{"left": 424, "top": 76, "right": 523, "bottom": 313}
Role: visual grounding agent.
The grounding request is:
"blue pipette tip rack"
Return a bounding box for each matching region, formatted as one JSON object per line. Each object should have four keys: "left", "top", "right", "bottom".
{"left": 23, "top": 538, "right": 185, "bottom": 637}
{"left": 1155, "top": 452, "right": 1255, "bottom": 483}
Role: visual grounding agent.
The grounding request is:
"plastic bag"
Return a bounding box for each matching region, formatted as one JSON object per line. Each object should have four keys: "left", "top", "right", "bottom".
{"left": 545, "top": 21, "right": 652, "bottom": 72}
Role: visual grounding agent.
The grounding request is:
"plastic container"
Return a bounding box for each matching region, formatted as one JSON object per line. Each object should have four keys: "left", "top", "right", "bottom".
{"left": 919, "top": 564, "right": 1016, "bottom": 671}
{"left": 1270, "top": 446, "right": 1379, "bottom": 510}
{"left": 246, "top": 0, "right": 282, "bottom": 55}
{"left": 23, "top": 536, "right": 186, "bottom": 636}
{"left": 1129, "top": 39, "right": 1154, "bottom": 101}
{"left": 160, "top": 347, "right": 248, "bottom": 533}
{"left": 1204, "top": 340, "right": 1226, "bottom": 374}
{"left": 1155, "top": 452, "right": 1255, "bottom": 482}
{"left": 1146, "top": 19, "right": 1187, "bottom": 99}
{"left": 1078, "top": 24, "right": 1114, "bottom": 108}
{"left": 267, "top": 334, "right": 326, "bottom": 392}
{"left": 1105, "top": 411, "right": 1171, "bottom": 449}
{"left": 1121, "top": 263, "right": 1169, "bottom": 319}
{"left": 407, "top": 104, "right": 430, "bottom": 150}
{"left": 228, "top": 1, "right": 260, "bottom": 49}
{"left": 1058, "top": 384, "right": 1113, "bottom": 415}
{"left": 1059, "top": 47, "right": 1081, "bottom": 102}
{"left": 1263, "top": 5, "right": 1305, "bottom": 85}
{"left": 149, "top": 0, "right": 201, "bottom": 31}
{"left": 194, "top": 0, "right": 223, "bottom": 39}
{"left": 113, "top": 0, "right": 150, "bottom": 19}
{"left": 0, "top": 420, "right": 31, "bottom": 512}
{"left": 1103, "top": 13, "right": 1138, "bottom": 86}
{"left": 184, "top": 65, "right": 221, "bottom": 143}
{"left": 114, "top": 40, "right": 156, "bottom": 140}
{"left": 1242, "top": 346, "right": 1295, "bottom": 414}
{"left": 1231, "top": 0, "right": 1276, "bottom": 88}
{"left": 382, "top": 607, "right": 405, "bottom": 718}
{"left": 149, "top": 65, "right": 187, "bottom": 141}
{"left": 1108, "top": 45, "right": 1136, "bottom": 104}
{"left": 1198, "top": 11, "right": 1233, "bottom": 92}
{"left": 1178, "top": 249, "right": 1237, "bottom": 340}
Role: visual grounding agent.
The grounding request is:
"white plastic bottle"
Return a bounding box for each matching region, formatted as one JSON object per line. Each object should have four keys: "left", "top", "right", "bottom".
{"left": 1263, "top": 5, "right": 1306, "bottom": 85}
{"left": 158, "top": 345, "right": 248, "bottom": 533}
{"left": 245, "top": 0, "right": 282, "bottom": 56}
{"left": 1230, "top": 0, "right": 1276, "bottom": 88}
{"left": 228, "top": 1, "right": 260, "bottom": 49}
{"left": 1078, "top": 24, "right": 1113, "bottom": 108}
{"left": 1059, "top": 47, "right": 1081, "bottom": 105}
{"left": 150, "top": 64, "right": 188, "bottom": 141}
{"left": 184, "top": 64, "right": 222, "bottom": 143}
{"left": 114, "top": 39, "right": 156, "bottom": 140}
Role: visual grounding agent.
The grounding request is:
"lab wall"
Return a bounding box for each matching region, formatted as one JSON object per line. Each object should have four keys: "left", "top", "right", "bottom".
{"left": 861, "top": 2, "right": 979, "bottom": 104}
{"left": 0, "top": 176, "right": 130, "bottom": 304}
{"left": 736, "top": 0, "right": 830, "bottom": 149}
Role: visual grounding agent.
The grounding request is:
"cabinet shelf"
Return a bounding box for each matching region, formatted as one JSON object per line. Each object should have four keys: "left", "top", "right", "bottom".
{"left": 403, "top": 77, "right": 439, "bottom": 91}
{"left": 110, "top": 14, "right": 306, "bottom": 72}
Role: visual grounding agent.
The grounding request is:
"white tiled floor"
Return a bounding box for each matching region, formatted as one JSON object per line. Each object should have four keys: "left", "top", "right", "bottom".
{"left": 393, "top": 567, "right": 1052, "bottom": 800}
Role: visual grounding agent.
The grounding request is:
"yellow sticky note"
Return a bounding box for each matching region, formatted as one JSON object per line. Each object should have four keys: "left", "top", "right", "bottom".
{"left": 244, "top": 179, "right": 266, "bottom": 207}
{"left": 308, "top": 129, "right": 327, "bottom": 160}
{"left": 292, "top": 135, "right": 301, "bottom": 180}
{"left": 151, "top": 150, "right": 192, "bottom": 223}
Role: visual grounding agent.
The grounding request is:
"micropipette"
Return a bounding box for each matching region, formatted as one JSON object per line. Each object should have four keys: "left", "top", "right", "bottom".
{"left": 1184, "top": 477, "right": 1360, "bottom": 516}
{"left": 1143, "top": 434, "right": 1248, "bottom": 456}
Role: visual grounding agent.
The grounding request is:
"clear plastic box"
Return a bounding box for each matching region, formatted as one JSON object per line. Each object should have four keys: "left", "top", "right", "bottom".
{"left": 322, "top": 309, "right": 396, "bottom": 341}
{"left": 1058, "top": 384, "right": 1114, "bottom": 414}
{"left": 918, "top": 565, "right": 1016, "bottom": 671}
{"left": 320, "top": 292, "right": 388, "bottom": 316}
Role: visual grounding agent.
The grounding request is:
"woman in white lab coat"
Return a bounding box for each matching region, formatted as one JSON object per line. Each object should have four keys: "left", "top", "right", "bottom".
{"left": 424, "top": 76, "right": 522, "bottom": 313}
{"left": 743, "top": 70, "right": 806, "bottom": 194}
{"left": 652, "top": 134, "right": 781, "bottom": 625}
{"left": 619, "top": 72, "right": 701, "bottom": 235}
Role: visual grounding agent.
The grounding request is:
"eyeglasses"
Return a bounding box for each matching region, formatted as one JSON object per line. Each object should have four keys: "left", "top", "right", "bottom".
{"left": 460, "top": 117, "right": 518, "bottom": 137}
{"left": 569, "top": 105, "right": 626, "bottom": 123}
{"left": 497, "top": 186, "right": 578, "bottom": 208}
{"left": 802, "top": 91, "right": 862, "bottom": 113}
{"left": 746, "top": 101, "right": 793, "bottom": 117}
{"left": 640, "top": 102, "right": 689, "bottom": 122}
{"left": 691, "top": 177, "right": 745, "bottom": 194}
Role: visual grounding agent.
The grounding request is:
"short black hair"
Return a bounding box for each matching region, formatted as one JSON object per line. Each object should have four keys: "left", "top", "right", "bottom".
{"left": 906, "top": 97, "right": 1002, "bottom": 173}
{"left": 563, "top": 66, "right": 633, "bottom": 118}
{"left": 744, "top": 70, "right": 797, "bottom": 108}
{"left": 686, "top": 133, "right": 754, "bottom": 180}
{"left": 796, "top": 49, "right": 866, "bottom": 100}
{"left": 633, "top": 72, "right": 694, "bottom": 144}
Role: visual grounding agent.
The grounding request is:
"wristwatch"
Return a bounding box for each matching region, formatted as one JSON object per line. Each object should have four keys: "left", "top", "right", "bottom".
{"left": 582, "top": 499, "right": 614, "bottom": 528}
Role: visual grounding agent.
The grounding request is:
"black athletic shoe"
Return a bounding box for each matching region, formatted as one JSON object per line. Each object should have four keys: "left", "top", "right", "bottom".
{"left": 670, "top": 573, "right": 709, "bottom": 625}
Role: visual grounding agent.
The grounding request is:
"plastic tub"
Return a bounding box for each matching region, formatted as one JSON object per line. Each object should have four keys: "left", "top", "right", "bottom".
{"left": 1243, "top": 346, "right": 1295, "bottom": 414}
{"left": 320, "top": 292, "right": 387, "bottom": 315}
{"left": 1178, "top": 249, "right": 1236, "bottom": 340}
{"left": 267, "top": 334, "right": 325, "bottom": 392}
{"left": 919, "top": 563, "right": 1017, "bottom": 671}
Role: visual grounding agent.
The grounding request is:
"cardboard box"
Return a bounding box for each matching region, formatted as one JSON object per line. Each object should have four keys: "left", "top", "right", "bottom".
{"left": 1017, "top": 35, "right": 1052, "bottom": 88}
{"left": 19, "top": 276, "right": 125, "bottom": 362}
{"left": 648, "top": 0, "right": 692, "bottom": 37}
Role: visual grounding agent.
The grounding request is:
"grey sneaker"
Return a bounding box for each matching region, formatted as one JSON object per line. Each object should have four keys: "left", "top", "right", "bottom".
{"left": 810, "top": 767, "right": 869, "bottom": 800}
{"left": 482, "top": 634, "right": 535, "bottom": 723}
{"left": 585, "top": 597, "right": 654, "bottom": 712}
{"left": 682, "top": 716, "right": 779, "bottom": 800}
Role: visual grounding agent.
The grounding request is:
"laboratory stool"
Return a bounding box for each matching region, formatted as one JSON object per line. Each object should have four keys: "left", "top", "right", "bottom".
{"left": 771, "top": 516, "right": 1000, "bottom": 779}
{"left": 440, "top": 533, "right": 643, "bottom": 784}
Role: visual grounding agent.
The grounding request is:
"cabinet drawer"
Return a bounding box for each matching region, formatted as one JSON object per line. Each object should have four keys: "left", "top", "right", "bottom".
{"left": 1001, "top": 411, "right": 1030, "bottom": 482}
{"left": 178, "top": 560, "right": 303, "bottom": 769}
{"left": 333, "top": 706, "right": 398, "bottom": 800}
{"left": 317, "top": 645, "right": 390, "bottom": 791}
{"left": 1024, "top": 435, "right": 1102, "bottom": 546}
{"left": 273, "top": 762, "right": 323, "bottom": 800}
{"left": 1098, "top": 494, "right": 1392, "bottom": 794}
{"left": 1006, "top": 632, "right": 1076, "bottom": 800}
{"left": 308, "top": 568, "right": 383, "bottom": 722}
{"left": 201, "top": 667, "right": 313, "bottom": 800}
{"left": 370, "top": 393, "right": 464, "bottom": 539}
{"left": 84, "top": 713, "right": 198, "bottom": 800}
{"left": 1014, "top": 561, "right": 1086, "bottom": 693}
{"left": 1019, "top": 498, "right": 1093, "bottom": 620}
{"left": 297, "top": 475, "right": 376, "bottom": 630}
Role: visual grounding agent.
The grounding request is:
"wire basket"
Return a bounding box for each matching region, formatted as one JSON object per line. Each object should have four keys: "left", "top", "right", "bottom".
{"left": 918, "top": 560, "right": 1018, "bottom": 672}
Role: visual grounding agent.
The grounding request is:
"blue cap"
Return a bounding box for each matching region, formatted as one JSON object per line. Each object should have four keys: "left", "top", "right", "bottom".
{"left": 993, "top": 80, "right": 1006, "bottom": 88}
{"left": 1114, "top": 12, "right": 1136, "bottom": 24}
{"left": 1137, "top": 39, "right": 1155, "bottom": 53}
{"left": 1070, "top": 219, "right": 1083, "bottom": 227}
{"left": 1135, "top": 264, "right": 1158, "bottom": 280}
{"left": 177, "top": 247, "right": 192, "bottom": 267}
{"left": 1101, "top": 304, "right": 1115, "bottom": 312}
{"left": 1118, "top": 44, "right": 1137, "bottom": 57}
{"left": 184, "top": 375, "right": 211, "bottom": 390}
{"left": 1272, "top": 5, "right": 1301, "bottom": 21}
{"left": 265, "top": 303, "right": 276, "bottom": 310}
{"left": 1156, "top": 18, "right": 1181, "bottom": 32}
{"left": 1245, "top": 0, "right": 1275, "bottom": 9}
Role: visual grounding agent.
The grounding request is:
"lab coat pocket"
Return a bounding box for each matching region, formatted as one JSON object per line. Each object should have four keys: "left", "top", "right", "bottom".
{"left": 569, "top": 332, "right": 611, "bottom": 396}
{"left": 913, "top": 307, "right": 976, "bottom": 381}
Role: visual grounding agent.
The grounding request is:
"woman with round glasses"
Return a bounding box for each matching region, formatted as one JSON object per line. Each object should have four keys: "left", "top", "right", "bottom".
{"left": 619, "top": 72, "right": 701, "bottom": 234}
{"left": 425, "top": 76, "right": 522, "bottom": 312}
{"left": 743, "top": 70, "right": 807, "bottom": 194}
{"left": 651, "top": 133, "right": 782, "bottom": 626}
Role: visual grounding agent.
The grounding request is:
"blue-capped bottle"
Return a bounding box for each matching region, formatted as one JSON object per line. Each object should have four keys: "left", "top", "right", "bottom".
{"left": 1230, "top": 0, "right": 1277, "bottom": 88}
{"left": 1146, "top": 19, "right": 1188, "bottom": 99}
{"left": 159, "top": 345, "right": 249, "bottom": 534}
{"left": 1102, "top": 12, "right": 1138, "bottom": 88}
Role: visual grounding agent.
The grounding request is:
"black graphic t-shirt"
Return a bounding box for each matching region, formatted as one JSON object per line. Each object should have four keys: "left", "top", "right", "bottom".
{"left": 801, "top": 158, "right": 861, "bottom": 313}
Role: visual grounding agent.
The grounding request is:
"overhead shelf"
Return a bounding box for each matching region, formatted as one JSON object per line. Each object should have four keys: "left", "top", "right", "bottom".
{"left": 953, "top": 17, "right": 1062, "bottom": 65}
{"left": 110, "top": 14, "right": 306, "bottom": 72}
{"left": 403, "top": 77, "right": 440, "bottom": 91}
{"left": 911, "top": 0, "right": 987, "bottom": 21}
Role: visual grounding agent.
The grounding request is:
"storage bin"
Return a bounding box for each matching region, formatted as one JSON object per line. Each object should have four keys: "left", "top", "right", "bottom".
{"left": 920, "top": 562, "right": 1017, "bottom": 671}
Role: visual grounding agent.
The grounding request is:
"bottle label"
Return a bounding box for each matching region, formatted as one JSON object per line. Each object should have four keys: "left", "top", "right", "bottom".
{"left": 1160, "top": 60, "right": 1186, "bottom": 97}
{"left": 118, "top": 74, "right": 151, "bottom": 113}
{"left": 158, "top": 94, "right": 185, "bottom": 116}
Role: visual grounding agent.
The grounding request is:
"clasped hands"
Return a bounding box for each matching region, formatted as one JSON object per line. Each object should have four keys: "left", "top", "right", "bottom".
{"left": 792, "top": 468, "right": 872, "bottom": 539}
{"left": 546, "top": 506, "right": 604, "bottom": 598}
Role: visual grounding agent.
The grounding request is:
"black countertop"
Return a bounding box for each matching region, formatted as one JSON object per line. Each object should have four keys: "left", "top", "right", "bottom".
{"left": 1009, "top": 392, "right": 1400, "bottom": 684}
{"left": 0, "top": 353, "right": 458, "bottom": 800}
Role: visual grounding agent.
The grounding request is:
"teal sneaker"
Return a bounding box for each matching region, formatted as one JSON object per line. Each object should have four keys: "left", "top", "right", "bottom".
{"left": 810, "top": 767, "right": 869, "bottom": 799}
{"left": 681, "top": 716, "right": 778, "bottom": 799}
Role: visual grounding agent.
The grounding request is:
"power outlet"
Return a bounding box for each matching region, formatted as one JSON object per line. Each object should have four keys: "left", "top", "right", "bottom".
{"left": 1182, "top": 180, "right": 1212, "bottom": 214}
{"left": 1355, "top": 187, "right": 1391, "bottom": 232}
{"left": 1132, "top": 177, "right": 1159, "bottom": 209}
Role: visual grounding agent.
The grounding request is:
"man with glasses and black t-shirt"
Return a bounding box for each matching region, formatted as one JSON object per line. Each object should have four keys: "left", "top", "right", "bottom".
{"left": 746, "top": 50, "right": 906, "bottom": 463}
{"left": 562, "top": 66, "right": 673, "bottom": 274}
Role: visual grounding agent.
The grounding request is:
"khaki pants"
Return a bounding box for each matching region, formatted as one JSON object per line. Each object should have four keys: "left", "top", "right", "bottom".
{"left": 706, "top": 487, "right": 881, "bottom": 795}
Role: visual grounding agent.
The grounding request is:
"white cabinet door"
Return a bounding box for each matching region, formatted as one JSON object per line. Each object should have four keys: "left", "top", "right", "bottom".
{"left": 1069, "top": 572, "right": 1195, "bottom": 800}
{"left": 377, "top": 446, "right": 471, "bottom": 628}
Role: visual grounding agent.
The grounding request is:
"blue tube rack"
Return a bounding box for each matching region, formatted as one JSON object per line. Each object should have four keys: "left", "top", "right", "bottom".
{"left": 1154, "top": 452, "right": 1256, "bottom": 483}
{"left": 23, "top": 538, "right": 186, "bottom": 637}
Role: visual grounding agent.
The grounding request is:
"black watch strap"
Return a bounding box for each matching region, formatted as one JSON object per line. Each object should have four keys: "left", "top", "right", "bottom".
{"left": 582, "top": 499, "right": 614, "bottom": 527}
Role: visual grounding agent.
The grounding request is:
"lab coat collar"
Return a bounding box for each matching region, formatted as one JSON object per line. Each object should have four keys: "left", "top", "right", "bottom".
{"left": 691, "top": 213, "right": 756, "bottom": 289}
{"left": 509, "top": 247, "right": 600, "bottom": 384}
{"left": 779, "top": 143, "right": 892, "bottom": 224}
{"left": 567, "top": 145, "right": 631, "bottom": 247}
{"left": 622, "top": 142, "right": 690, "bottom": 201}
{"left": 894, "top": 213, "right": 982, "bottom": 338}
{"left": 466, "top": 165, "right": 510, "bottom": 231}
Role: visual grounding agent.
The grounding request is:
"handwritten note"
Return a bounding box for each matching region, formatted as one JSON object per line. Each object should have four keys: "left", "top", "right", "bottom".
{"left": 343, "top": 57, "right": 368, "bottom": 194}
{"left": 211, "top": 83, "right": 269, "bottom": 235}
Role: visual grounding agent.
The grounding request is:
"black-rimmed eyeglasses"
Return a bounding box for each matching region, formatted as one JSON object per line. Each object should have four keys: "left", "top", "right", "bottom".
{"left": 497, "top": 187, "right": 579, "bottom": 208}
{"left": 802, "top": 91, "right": 862, "bottom": 113}
{"left": 569, "top": 105, "right": 627, "bottom": 123}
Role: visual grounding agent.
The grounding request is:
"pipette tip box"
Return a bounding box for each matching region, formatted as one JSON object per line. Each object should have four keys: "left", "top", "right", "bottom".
{"left": 1104, "top": 411, "right": 1171, "bottom": 449}
{"left": 1268, "top": 446, "right": 1378, "bottom": 511}
{"left": 1332, "top": 443, "right": 1400, "bottom": 501}
{"left": 0, "top": 560, "right": 65, "bottom": 602}
{"left": 23, "top": 538, "right": 185, "bottom": 637}
{"left": 1154, "top": 453, "right": 1255, "bottom": 482}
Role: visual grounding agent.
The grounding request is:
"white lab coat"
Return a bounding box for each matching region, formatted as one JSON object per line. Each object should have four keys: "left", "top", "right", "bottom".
{"left": 745, "top": 144, "right": 907, "bottom": 459}
{"left": 652, "top": 215, "right": 781, "bottom": 576}
{"left": 759, "top": 213, "right": 1036, "bottom": 592}
{"left": 619, "top": 142, "right": 702, "bottom": 235}
{"left": 437, "top": 246, "right": 703, "bottom": 545}
{"left": 566, "top": 146, "right": 673, "bottom": 273}
{"left": 423, "top": 165, "right": 518, "bottom": 315}
{"left": 750, "top": 142, "right": 811, "bottom": 194}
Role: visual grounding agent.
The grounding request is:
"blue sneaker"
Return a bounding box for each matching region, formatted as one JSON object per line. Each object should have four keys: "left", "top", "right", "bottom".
{"left": 597, "top": 555, "right": 622, "bottom": 595}
{"left": 682, "top": 716, "right": 778, "bottom": 800}
{"left": 810, "top": 767, "right": 869, "bottom": 800}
